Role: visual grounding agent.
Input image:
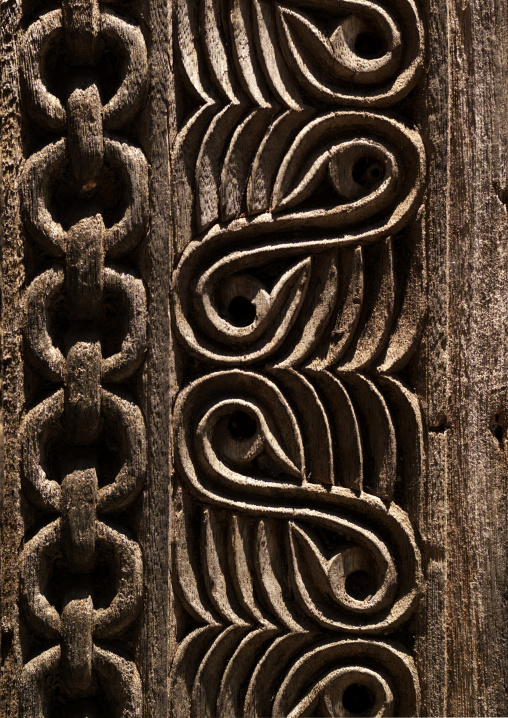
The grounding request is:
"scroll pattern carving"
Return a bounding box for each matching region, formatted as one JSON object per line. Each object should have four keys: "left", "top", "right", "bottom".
{"left": 18, "top": 0, "right": 147, "bottom": 713}
{"left": 172, "top": 0, "right": 426, "bottom": 716}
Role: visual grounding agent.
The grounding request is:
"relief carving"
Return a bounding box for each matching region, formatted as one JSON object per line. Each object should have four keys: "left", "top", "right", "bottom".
{"left": 10, "top": 0, "right": 427, "bottom": 713}
{"left": 18, "top": 0, "right": 147, "bottom": 713}
{"left": 4, "top": 0, "right": 508, "bottom": 714}
{"left": 171, "top": 0, "right": 426, "bottom": 716}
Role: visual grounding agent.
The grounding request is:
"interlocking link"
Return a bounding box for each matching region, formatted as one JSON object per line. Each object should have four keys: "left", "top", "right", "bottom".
{"left": 19, "top": 0, "right": 148, "bottom": 711}
{"left": 21, "top": 138, "right": 148, "bottom": 256}
{"left": 66, "top": 86, "right": 104, "bottom": 192}
{"left": 21, "top": 519, "right": 143, "bottom": 636}
{"left": 21, "top": 645, "right": 142, "bottom": 716}
{"left": 22, "top": 389, "right": 147, "bottom": 512}
{"left": 65, "top": 217, "right": 104, "bottom": 317}
{"left": 20, "top": 10, "right": 148, "bottom": 130}
{"left": 25, "top": 267, "right": 147, "bottom": 383}
{"left": 61, "top": 592, "right": 94, "bottom": 696}
{"left": 64, "top": 340, "right": 102, "bottom": 443}
{"left": 61, "top": 469, "right": 98, "bottom": 571}
{"left": 62, "top": 0, "right": 102, "bottom": 66}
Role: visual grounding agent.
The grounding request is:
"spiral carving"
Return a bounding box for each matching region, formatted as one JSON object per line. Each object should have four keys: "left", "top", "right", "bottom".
{"left": 18, "top": 0, "right": 147, "bottom": 713}
{"left": 172, "top": 0, "right": 426, "bottom": 715}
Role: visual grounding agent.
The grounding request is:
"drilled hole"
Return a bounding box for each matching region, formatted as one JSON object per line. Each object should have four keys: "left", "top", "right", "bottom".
{"left": 342, "top": 683, "right": 375, "bottom": 715}
{"left": 491, "top": 422, "right": 504, "bottom": 442}
{"left": 354, "top": 32, "right": 386, "bottom": 59}
{"left": 490, "top": 412, "right": 507, "bottom": 445}
{"left": 352, "top": 158, "right": 385, "bottom": 190}
{"left": 227, "top": 410, "right": 257, "bottom": 441}
{"left": 227, "top": 296, "right": 256, "bottom": 327}
{"left": 344, "top": 570, "right": 377, "bottom": 600}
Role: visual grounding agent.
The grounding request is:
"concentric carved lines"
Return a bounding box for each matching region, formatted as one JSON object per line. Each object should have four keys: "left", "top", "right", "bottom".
{"left": 172, "top": 0, "right": 426, "bottom": 715}
{"left": 173, "top": 0, "right": 424, "bottom": 252}
{"left": 18, "top": 0, "right": 147, "bottom": 714}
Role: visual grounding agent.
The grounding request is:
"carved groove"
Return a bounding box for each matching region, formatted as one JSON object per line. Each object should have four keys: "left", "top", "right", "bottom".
{"left": 172, "top": 0, "right": 426, "bottom": 716}
{"left": 19, "top": 0, "right": 147, "bottom": 713}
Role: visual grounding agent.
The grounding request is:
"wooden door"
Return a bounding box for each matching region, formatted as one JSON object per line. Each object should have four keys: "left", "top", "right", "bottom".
{"left": 1, "top": 0, "right": 507, "bottom": 715}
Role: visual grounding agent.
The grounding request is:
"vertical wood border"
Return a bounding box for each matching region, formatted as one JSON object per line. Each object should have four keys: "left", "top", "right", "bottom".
{"left": 446, "top": 0, "right": 508, "bottom": 713}
{"left": 416, "top": 1, "right": 508, "bottom": 714}
{"left": 413, "top": 1, "right": 450, "bottom": 715}
{"left": 139, "top": 0, "right": 175, "bottom": 712}
{"left": 0, "top": 0, "right": 24, "bottom": 713}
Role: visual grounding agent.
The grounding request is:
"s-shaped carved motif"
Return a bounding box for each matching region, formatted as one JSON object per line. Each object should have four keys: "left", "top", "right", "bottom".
{"left": 171, "top": 1, "right": 426, "bottom": 716}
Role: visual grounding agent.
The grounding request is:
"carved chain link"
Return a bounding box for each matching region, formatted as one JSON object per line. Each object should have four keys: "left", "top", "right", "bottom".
{"left": 19, "top": 0, "right": 147, "bottom": 713}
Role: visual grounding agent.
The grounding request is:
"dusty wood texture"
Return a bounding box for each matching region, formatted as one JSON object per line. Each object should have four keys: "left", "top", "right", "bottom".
{"left": 411, "top": 0, "right": 450, "bottom": 714}
{"left": 137, "top": 0, "right": 174, "bottom": 712}
{"left": 445, "top": 0, "right": 508, "bottom": 713}
{"left": 412, "top": 0, "right": 508, "bottom": 715}
{"left": 2, "top": 0, "right": 508, "bottom": 716}
{"left": 1, "top": 0, "right": 25, "bottom": 712}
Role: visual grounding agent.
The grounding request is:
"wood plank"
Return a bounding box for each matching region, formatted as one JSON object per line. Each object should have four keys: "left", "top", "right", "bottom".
{"left": 446, "top": 0, "right": 508, "bottom": 713}
{"left": 0, "top": 0, "right": 24, "bottom": 713}
{"left": 138, "top": 0, "right": 175, "bottom": 713}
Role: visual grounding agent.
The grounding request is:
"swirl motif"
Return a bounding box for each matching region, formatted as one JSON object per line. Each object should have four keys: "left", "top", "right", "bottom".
{"left": 172, "top": 0, "right": 426, "bottom": 715}
{"left": 173, "top": 0, "right": 424, "bottom": 249}
{"left": 173, "top": 112, "right": 425, "bottom": 364}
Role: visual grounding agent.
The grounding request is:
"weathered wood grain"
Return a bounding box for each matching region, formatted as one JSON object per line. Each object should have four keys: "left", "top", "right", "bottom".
{"left": 446, "top": 0, "right": 508, "bottom": 713}
{"left": 413, "top": 1, "right": 508, "bottom": 715}
{"left": 1, "top": 0, "right": 25, "bottom": 713}
{"left": 137, "top": 0, "right": 174, "bottom": 712}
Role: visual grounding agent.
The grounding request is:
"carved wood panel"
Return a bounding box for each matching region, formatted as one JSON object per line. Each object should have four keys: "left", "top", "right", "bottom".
{"left": 3, "top": 0, "right": 508, "bottom": 715}
{"left": 5, "top": 0, "right": 150, "bottom": 713}
{"left": 170, "top": 1, "right": 426, "bottom": 716}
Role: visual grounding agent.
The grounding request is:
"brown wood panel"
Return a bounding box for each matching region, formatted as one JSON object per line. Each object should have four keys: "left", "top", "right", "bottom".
{"left": 1, "top": 0, "right": 508, "bottom": 715}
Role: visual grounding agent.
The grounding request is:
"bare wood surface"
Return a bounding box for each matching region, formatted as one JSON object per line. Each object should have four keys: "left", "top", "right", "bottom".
{"left": 412, "top": 0, "right": 450, "bottom": 714}
{"left": 138, "top": 0, "right": 174, "bottom": 712}
{"left": 413, "top": 1, "right": 508, "bottom": 714}
{"left": 1, "top": 0, "right": 25, "bottom": 712}
{"left": 445, "top": 0, "right": 508, "bottom": 713}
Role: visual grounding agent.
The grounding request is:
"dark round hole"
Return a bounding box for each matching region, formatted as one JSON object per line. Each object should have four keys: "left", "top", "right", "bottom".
{"left": 227, "top": 296, "right": 257, "bottom": 327}
{"left": 354, "top": 31, "right": 386, "bottom": 59}
{"left": 352, "top": 158, "right": 385, "bottom": 190}
{"left": 227, "top": 410, "right": 258, "bottom": 441}
{"left": 344, "top": 570, "right": 377, "bottom": 600}
{"left": 342, "top": 683, "right": 375, "bottom": 715}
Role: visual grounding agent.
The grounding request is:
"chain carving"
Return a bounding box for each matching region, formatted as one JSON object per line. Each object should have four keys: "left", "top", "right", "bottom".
{"left": 19, "top": 0, "right": 147, "bottom": 714}
{"left": 172, "top": 0, "right": 425, "bottom": 716}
